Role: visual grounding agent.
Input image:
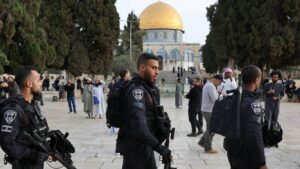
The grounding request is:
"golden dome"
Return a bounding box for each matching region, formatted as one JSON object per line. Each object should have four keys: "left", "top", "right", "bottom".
{"left": 139, "top": 1, "right": 184, "bottom": 31}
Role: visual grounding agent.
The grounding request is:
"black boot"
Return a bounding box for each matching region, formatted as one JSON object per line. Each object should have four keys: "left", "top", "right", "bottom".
{"left": 187, "top": 132, "right": 197, "bottom": 137}
{"left": 197, "top": 129, "right": 204, "bottom": 135}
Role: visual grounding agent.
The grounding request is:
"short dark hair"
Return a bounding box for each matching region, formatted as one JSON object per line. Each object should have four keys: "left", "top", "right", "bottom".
{"left": 119, "top": 69, "right": 129, "bottom": 79}
{"left": 15, "top": 66, "right": 36, "bottom": 89}
{"left": 270, "top": 71, "right": 281, "bottom": 78}
{"left": 137, "top": 53, "right": 158, "bottom": 69}
{"left": 213, "top": 74, "right": 223, "bottom": 81}
{"left": 242, "top": 65, "right": 261, "bottom": 85}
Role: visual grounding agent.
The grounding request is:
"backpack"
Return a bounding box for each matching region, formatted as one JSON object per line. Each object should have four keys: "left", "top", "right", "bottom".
{"left": 210, "top": 89, "right": 241, "bottom": 138}
{"left": 0, "top": 96, "right": 22, "bottom": 116}
{"left": 106, "top": 80, "right": 132, "bottom": 128}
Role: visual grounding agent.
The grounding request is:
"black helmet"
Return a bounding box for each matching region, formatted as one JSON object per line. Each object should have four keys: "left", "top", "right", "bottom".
{"left": 262, "top": 120, "right": 283, "bottom": 147}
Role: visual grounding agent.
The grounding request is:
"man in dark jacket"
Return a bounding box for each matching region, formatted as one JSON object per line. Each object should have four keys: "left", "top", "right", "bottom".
{"left": 186, "top": 77, "right": 203, "bottom": 136}
{"left": 7, "top": 76, "right": 20, "bottom": 98}
{"left": 42, "top": 77, "right": 50, "bottom": 91}
{"left": 118, "top": 53, "right": 171, "bottom": 169}
{"left": 224, "top": 65, "right": 267, "bottom": 169}
{"left": 0, "top": 66, "right": 50, "bottom": 169}
{"left": 64, "top": 80, "right": 76, "bottom": 114}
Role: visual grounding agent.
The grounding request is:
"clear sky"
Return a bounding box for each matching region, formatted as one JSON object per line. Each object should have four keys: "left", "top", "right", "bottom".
{"left": 116, "top": 0, "right": 217, "bottom": 45}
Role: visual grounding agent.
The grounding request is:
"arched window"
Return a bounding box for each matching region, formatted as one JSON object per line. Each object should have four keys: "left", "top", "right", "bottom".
{"left": 170, "top": 48, "right": 180, "bottom": 61}
{"left": 156, "top": 48, "right": 168, "bottom": 60}
{"left": 190, "top": 53, "right": 194, "bottom": 62}
{"left": 183, "top": 50, "right": 189, "bottom": 62}
{"left": 157, "top": 55, "right": 164, "bottom": 70}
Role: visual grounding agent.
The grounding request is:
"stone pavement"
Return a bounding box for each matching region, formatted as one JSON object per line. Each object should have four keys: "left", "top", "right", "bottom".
{"left": 0, "top": 97, "right": 300, "bottom": 169}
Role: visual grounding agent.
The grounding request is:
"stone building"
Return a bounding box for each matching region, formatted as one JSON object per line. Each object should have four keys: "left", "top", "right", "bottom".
{"left": 139, "top": 1, "right": 201, "bottom": 71}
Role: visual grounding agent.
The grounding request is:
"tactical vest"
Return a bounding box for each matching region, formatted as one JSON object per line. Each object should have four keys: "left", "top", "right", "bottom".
{"left": 3, "top": 96, "right": 49, "bottom": 140}
{"left": 23, "top": 100, "right": 49, "bottom": 139}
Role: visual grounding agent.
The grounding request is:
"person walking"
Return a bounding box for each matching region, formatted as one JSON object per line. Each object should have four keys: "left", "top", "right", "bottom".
{"left": 185, "top": 77, "right": 203, "bottom": 136}
{"left": 82, "top": 78, "right": 93, "bottom": 118}
{"left": 175, "top": 78, "right": 182, "bottom": 108}
{"left": 198, "top": 74, "right": 223, "bottom": 154}
{"left": 92, "top": 79, "right": 106, "bottom": 119}
{"left": 118, "top": 53, "right": 171, "bottom": 169}
{"left": 224, "top": 65, "right": 268, "bottom": 169}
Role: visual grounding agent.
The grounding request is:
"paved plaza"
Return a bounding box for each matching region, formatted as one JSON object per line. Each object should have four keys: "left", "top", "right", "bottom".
{"left": 0, "top": 96, "right": 300, "bottom": 169}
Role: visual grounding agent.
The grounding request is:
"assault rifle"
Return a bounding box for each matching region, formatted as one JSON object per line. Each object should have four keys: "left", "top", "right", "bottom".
{"left": 163, "top": 127, "right": 176, "bottom": 169}
{"left": 156, "top": 106, "right": 177, "bottom": 169}
{"left": 24, "top": 130, "right": 76, "bottom": 169}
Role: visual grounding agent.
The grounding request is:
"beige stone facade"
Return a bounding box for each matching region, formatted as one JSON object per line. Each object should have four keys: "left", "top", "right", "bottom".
{"left": 143, "top": 43, "right": 201, "bottom": 71}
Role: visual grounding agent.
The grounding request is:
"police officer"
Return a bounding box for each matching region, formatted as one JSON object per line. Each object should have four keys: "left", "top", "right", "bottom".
{"left": 0, "top": 66, "right": 50, "bottom": 169}
{"left": 224, "top": 65, "right": 267, "bottom": 169}
{"left": 118, "top": 53, "right": 171, "bottom": 169}
{"left": 185, "top": 77, "right": 203, "bottom": 136}
{"left": 263, "top": 71, "right": 284, "bottom": 122}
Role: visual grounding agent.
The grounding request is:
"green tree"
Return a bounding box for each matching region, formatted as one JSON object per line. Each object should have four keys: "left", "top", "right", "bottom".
{"left": 0, "top": 0, "right": 55, "bottom": 73}
{"left": 74, "top": 0, "right": 119, "bottom": 75}
{"left": 0, "top": 50, "right": 9, "bottom": 74}
{"left": 111, "top": 54, "right": 136, "bottom": 75}
{"left": 39, "top": 0, "right": 120, "bottom": 76}
{"left": 203, "top": 0, "right": 300, "bottom": 73}
{"left": 39, "top": 0, "right": 74, "bottom": 69}
{"left": 113, "top": 11, "right": 144, "bottom": 74}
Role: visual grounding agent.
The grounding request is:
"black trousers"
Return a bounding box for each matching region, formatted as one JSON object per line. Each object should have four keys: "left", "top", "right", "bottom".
{"left": 227, "top": 152, "right": 259, "bottom": 169}
{"left": 122, "top": 145, "right": 156, "bottom": 169}
{"left": 188, "top": 106, "right": 202, "bottom": 133}
{"left": 224, "top": 138, "right": 259, "bottom": 169}
{"left": 265, "top": 99, "right": 279, "bottom": 122}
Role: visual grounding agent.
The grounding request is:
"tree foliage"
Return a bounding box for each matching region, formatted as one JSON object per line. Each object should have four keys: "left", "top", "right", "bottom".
{"left": 0, "top": 0, "right": 55, "bottom": 73}
{"left": 203, "top": 0, "right": 300, "bottom": 73}
{"left": 39, "top": 0, "right": 120, "bottom": 76}
{"left": 0, "top": 50, "right": 9, "bottom": 74}
{"left": 113, "top": 11, "right": 144, "bottom": 74}
{"left": 0, "top": 0, "right": 120, "bottom": 76}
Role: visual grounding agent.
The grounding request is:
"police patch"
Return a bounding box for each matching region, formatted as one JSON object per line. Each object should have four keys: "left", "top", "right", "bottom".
{"left": 4, "top": 110, "right": 17, "bottom": 124}
{"left": 251, "top": 103, "right": 261, "bottom": 114}
{"left": 1, "top": 125, "right": 12, "bottom": 133}
{"left": 132, "top": 89, "right": 143, "bottom": 101}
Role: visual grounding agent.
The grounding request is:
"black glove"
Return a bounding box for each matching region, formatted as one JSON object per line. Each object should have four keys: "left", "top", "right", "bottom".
{"left": 37, "top": 152, "right": 49, "bottom": 164}
{"left": 29, "top": 150, "right": 49, "bottom": 164}
{"left": 154, "top": 145, "right": 172, "bottom": 163}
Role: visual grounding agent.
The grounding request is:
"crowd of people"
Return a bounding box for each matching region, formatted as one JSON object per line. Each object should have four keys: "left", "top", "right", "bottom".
{"left": 0, "top": 52, "right": 298, "bottom": 169}
{"left": 0, "top": 75, "right": 20, "bottom": 102}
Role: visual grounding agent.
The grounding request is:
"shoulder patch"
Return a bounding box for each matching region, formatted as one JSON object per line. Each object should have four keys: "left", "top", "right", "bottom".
{"left": 3, "top": 110, "right": 17, "bottom": 124}
{"left": 132, "top": 89, "right": 144, "bottom": 101}
{"left": 1, "top": 125, "right": 12, "bottom": 133}
{"left": 251, "top": 103, "right": 261, "bottom": 115}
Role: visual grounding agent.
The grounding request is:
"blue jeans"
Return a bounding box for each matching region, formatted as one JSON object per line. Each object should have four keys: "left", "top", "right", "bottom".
{"left": 67, "top": 96, "right": 76, "bottom": 113}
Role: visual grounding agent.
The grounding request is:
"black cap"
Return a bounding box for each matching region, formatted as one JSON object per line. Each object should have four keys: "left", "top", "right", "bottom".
{"left": 213, "top": 74, "right": 223, "bottom": 81}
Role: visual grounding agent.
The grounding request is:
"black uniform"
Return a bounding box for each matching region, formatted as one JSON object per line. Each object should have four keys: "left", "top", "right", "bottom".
{"left": 0, "top": 95, "right": 49, "bottom": 169}
{"left": 186, "top": 85, "right": 203, "bottom": 134}
{"left": 118, "top": 75, "right": 170, "bottom": 169}
{"left": 224, "top": 90, "right": 266, "bottom": 169}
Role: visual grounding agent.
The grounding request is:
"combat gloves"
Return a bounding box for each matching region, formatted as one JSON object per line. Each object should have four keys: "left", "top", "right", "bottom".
{"left": 154, "top": 144, "right": 172, "bottom": 163}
